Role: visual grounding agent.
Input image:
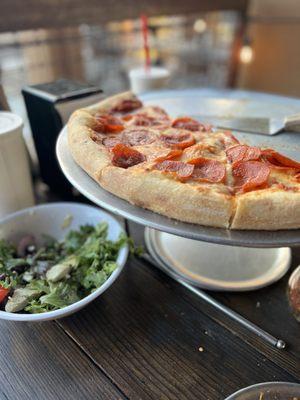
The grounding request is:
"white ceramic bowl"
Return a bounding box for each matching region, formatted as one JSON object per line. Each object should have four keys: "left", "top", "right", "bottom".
{"left": 0, "top": 202, "right": 128, "bottom": 321}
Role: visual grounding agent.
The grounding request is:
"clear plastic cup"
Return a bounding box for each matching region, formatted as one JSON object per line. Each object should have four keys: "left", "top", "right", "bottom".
{"left": 128, "top": 66, "right": 170, "bottom": 94}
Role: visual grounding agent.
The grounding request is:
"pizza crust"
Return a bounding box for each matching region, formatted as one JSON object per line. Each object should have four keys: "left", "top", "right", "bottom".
{"left": 231, "top": 189, "right": 300, "bottom": 230}
{"left": 68, "top": 110, "right": 110, "bottom": 181}
{"left": 99, "top": 166, "right": 234, "bottom": 228}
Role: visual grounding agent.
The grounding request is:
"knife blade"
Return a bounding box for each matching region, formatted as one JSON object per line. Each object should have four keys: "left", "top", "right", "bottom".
{"left": 192, "top": 115, "right": 285, "bottom": 135}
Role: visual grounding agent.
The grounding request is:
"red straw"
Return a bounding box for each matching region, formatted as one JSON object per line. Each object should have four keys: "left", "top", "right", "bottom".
{"left": 141, "top": 14, "right": 151, "bottom": 72}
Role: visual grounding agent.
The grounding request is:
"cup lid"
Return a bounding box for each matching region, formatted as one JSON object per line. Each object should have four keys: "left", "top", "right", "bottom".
{"left": 0, "top": 112, "right": 23, "bottom": 136}
{"left": 129, "top": 66, "right": 170, "bottom": 79}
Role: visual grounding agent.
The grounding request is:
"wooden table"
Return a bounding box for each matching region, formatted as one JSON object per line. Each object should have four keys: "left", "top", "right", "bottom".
{"left": 1, "top": 220, "right": 299, "bottom": 400}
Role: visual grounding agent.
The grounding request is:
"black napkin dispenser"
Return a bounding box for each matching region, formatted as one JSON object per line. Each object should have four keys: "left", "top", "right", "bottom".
{"left": 22, "top": 79, "right": 103, "bottom": 196}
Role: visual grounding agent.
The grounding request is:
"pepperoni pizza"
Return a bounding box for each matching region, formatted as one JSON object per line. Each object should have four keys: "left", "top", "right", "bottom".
{"left": 68, "top": 92, "right": 300, "bottom": 230}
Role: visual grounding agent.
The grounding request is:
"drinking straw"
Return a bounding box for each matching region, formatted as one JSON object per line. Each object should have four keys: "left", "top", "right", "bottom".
{"left": 141, "top": 14, "right": 151, "bottom": 72}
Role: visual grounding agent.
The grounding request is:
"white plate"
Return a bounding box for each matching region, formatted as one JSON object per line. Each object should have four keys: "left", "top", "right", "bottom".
{"left": 145, "top": 228, "right": 291, "bottom": 291}
{"left": 0, "top": 202, "right": 128, "bottom": 321}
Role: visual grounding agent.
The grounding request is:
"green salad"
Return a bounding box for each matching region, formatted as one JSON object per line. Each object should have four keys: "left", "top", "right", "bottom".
{"left": 0, "top": 223, "right": 128, "bottom": 313}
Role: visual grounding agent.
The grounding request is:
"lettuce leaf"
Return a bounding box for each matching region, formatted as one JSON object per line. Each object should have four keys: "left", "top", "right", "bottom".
{"left": 7, "top": 222, "right": 129, "bottom": 313}
{"left": 0, "top": 239, "right": 16, "bottom": 261}
{"left": 26, "top": 281, "right": 80, "bottom": 312}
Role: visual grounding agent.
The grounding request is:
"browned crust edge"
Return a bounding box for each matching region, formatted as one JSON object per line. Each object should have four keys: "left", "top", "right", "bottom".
{"left": 99, "top": 166, "right": 233, "bottom": 229}
{"left": 231, "top": 189, "right": 300, "bottom": 230}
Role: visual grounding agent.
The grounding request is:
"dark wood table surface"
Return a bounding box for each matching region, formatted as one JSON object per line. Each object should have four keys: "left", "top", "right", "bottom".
{"left": 1, "top": 217, "right": 300, "bottom": 400}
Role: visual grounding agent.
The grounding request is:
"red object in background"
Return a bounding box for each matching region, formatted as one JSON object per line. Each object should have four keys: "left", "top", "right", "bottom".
{"left": 141, "top": 14, "right": 151, "bottom": 72}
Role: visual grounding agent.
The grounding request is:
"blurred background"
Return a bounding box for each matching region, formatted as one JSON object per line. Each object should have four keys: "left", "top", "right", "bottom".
{"left": 1, "top": 0, "right": 300, "bottom": 156}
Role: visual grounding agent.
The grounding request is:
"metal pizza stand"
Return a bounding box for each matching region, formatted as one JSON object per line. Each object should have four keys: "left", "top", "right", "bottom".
{"left": 56, "top": 89, "right": 300, "bottom": 294}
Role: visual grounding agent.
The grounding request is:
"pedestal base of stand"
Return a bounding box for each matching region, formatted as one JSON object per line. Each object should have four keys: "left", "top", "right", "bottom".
{"left": 145, "top": 228, "right": 291, "bottom": 291}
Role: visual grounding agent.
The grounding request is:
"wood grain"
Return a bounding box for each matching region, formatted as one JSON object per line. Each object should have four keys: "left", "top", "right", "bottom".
{"left": 1, "top": 0, "right": 249, "bottom": 32}
{"left": 58, "top": 255, "right": 298, "bottom": 400}
{"left": 0, "top": 320, "right": 126, "bottom": 400}
{"left": 129, "top": 223, "right": 300, "bottom": 377}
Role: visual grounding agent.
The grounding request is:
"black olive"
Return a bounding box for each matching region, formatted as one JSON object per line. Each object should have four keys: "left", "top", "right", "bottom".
{"left": 12, "top": 263, "right": 29, "bottom": 274}
{"left": 7, "top": 259, "right": 30, "bottom": 274}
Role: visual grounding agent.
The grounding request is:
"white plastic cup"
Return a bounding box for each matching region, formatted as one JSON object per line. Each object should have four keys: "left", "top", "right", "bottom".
{"left": 128, "top": 66, "right": 170, "bottom": 94}
{"left": 0, "top": 112, "right": 35, "bottom": 218}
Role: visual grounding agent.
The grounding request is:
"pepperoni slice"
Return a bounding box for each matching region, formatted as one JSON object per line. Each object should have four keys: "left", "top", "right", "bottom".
{"left": 102, "top": 129, "right": 155, "bottom": 147}
{"left": 188, "top": 158, "right": 226, "bottom": 183}
{"left": 172, "top": 117, "right": 211, "bottom": 132}
{"left": 232, "top": 161, "right": 270, "bottom": 193}
{"left": 262, "top": 149, "right": 300, "bottom": 170}
{"left": 160, "top": 131, "right": 195, "bottom": 149}
{"left": 125, "top": 109, "right": 170, "bottom": 126}
{"left": 111, "top": 143, "right": 146, "bottom": 168}
{"left": 112, "top": 99, "right": 143, "bottom": 113}
{"left": 102, "top": 136, "right": 122, "bottom": 148}
{"left": 122, "top": 129, "right": 156, "bottom": 146}
{"left": 122, "top": 114, "right": 134, "bottom": 122}
{"left": 219, "top": 131, "right": 240, "bottom": 149}
{"left": 94, "top": 114, "right": 124, "bottom": 133}
{"left": 226, "top": 145, "right": 261, "bottom": 164}
{"left": 154, "top": 160, "right": 194, "bottom": 180}
{"left": 154, "top": 149, "right": 183, "bottom": 162}
{"left": 128, "top": 114, "right": 159, "bottom": 127}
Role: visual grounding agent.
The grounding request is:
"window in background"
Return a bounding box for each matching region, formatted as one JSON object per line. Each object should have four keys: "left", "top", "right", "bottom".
{"left": 0, "top": 11, "right": 240, "bottom": 148}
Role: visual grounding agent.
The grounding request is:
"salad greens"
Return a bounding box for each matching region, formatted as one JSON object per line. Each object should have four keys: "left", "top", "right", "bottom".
{"left": 0, "top": 223, "right": 128, "bottom": 313}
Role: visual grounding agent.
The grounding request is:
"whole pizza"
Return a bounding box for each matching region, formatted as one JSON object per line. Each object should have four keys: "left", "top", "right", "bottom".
{"left": 68, "top": 91, "right": 300, "bottom": 230}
